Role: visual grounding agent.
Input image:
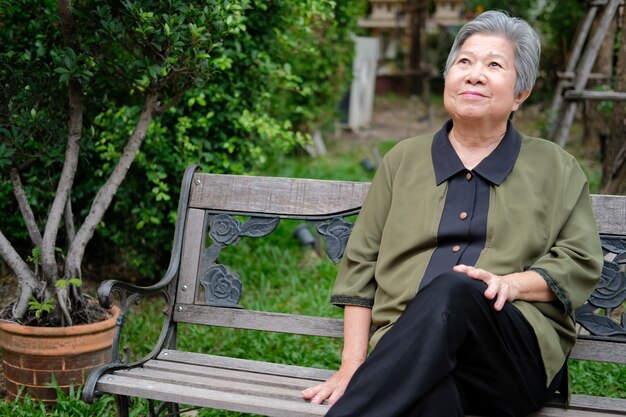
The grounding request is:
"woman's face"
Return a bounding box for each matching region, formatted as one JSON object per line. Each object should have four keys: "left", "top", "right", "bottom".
{"left": 443, "top": 34, "right": 529, "bottom": 126}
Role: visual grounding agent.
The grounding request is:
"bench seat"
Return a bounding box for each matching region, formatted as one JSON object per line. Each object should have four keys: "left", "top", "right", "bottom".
{"left": 96, "top": 348, "right": 625, "bottom": 417}
{"left": 98, "top": 350, "right": 333, "bottom": 417}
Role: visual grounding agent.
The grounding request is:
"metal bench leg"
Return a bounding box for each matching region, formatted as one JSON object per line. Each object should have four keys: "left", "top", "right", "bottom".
{"left": 114, "top": 395, "right": 130, "bottom": 417}
{"left": 152, "top": 400, "right": 185, "bottom": 417}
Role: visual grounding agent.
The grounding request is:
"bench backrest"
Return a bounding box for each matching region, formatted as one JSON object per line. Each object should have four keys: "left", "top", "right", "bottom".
{"left": 170, "top": 166, "right": 626, "bottom": 364}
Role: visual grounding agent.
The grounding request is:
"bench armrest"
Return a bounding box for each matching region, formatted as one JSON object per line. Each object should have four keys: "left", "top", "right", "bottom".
{"left": 97, "top": 275, "right": 175, "bottom": 310}
{"left": 84, "top": 166, "right": 201, "bottom": 404}
{"left": 84, "top": 275, "right": 178, "bottom": 404}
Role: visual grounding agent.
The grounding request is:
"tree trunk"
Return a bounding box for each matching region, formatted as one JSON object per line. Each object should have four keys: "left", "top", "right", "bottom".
{"left": 41, "top": 0, "right": 83, "bottom": 293}
{"left": 600, "top": 15, "right": 626, "bottom": 195}
{"left": 63, "top": 93, "right": 159, "bottom": 293}
{"left": 9, "top": 168, "right": 43, "bottom": 248}
{"left": 0, "top": 230, "right": 41, "bottom": 319}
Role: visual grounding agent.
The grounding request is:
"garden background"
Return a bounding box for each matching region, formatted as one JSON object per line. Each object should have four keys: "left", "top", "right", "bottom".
{"left": 0, "top": 0, "right": 624, "bottom": 415}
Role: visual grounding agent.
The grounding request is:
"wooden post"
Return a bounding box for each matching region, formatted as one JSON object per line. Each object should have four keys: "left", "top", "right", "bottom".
{"left": 405, "top": 0, "right": 432, "bottom": 124}
{"left": 582, "top": 10, "right": 616, "bottom": 158}
{"left": 601, "top": 8, "right": 626, "bottom": 195}
{"left": 554, "top": 0, "right": 622, "bottom": 147}
{"left": 547, "top": 5, "right": 599, "bottom": 140}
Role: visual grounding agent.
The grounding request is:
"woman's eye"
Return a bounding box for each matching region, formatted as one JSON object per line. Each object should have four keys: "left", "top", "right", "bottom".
{"left": 458, "top": 58, "right": 470, "bottom": 64}
{"left": 490, "top": 61, "right": 502, "bottom": 68}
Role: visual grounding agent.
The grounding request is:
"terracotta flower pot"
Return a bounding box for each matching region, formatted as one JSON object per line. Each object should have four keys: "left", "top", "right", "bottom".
{"left": 0, "top": 306, "right": 119, "bottom": 404}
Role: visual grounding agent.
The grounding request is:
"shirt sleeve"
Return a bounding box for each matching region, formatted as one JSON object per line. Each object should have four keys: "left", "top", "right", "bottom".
{"left": 529, "top": 159, "right": 603, "bottom": 315}
{"left": 330, "top": 153, "right": 395, "bottom": 308}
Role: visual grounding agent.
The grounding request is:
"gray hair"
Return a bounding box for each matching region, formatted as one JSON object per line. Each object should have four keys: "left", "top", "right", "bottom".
{"left": 443, "top": 10, "right": 541, "bottom": 97}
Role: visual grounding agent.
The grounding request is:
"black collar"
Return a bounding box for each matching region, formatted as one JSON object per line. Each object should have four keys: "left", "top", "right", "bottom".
{"left": 431, "top": 120, "right": 521, "bottom": 186}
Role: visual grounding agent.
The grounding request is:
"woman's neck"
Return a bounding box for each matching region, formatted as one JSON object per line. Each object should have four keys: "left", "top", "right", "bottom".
{"left": 448, "top": 123, "right": 507, "bottom": 170}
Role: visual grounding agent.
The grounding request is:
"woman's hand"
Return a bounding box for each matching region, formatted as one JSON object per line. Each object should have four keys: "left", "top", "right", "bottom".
{"left": 453, "top": 264, "right": 518, "bottom": 310}
{"left": 453, "top": 265, "right": 555, "bottom": 311}
{"left": 303, "top": 305, "right": 371, "bottom": 405}
{"left": 301, "top": 359, "right": 363, "bottom": 405}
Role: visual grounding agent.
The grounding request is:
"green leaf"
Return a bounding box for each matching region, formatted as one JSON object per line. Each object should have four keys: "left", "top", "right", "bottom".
{"left": 28, "top": 296, "right": 56, "bottom": 318}
{"left": 56, "top": 277, "right": 82, "bottom": 290}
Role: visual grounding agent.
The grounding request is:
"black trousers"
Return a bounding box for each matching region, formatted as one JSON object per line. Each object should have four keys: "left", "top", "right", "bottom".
{"left": 326, "top": 272, "right": 562, "bottom": 417}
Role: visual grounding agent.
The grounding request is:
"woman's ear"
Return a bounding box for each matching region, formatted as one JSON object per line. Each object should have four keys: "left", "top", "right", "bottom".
{"left": 512, "top": 90, "right": 532, "bottom": 112}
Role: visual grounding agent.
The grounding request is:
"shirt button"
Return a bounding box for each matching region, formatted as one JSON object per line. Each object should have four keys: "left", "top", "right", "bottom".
{"left": 466, "top": 172, "right": 473, "bottom": 181}
{"left": 459, "top": 212, "right": 468, "bottom": 220}
{"left": 452, "top": 245, "right": 461, "bottom": 252}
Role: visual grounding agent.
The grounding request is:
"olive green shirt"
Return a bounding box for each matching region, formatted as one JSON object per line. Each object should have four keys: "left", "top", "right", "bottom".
{"left": 331, "top": 130, "right": 603, "bottom": 386}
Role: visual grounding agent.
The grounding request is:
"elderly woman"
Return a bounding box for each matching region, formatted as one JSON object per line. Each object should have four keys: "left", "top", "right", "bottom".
{"left": 302, "top": 10, "right": 603, "bottom": 417}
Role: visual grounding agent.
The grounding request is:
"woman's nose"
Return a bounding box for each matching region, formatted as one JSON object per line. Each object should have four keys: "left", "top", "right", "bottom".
{"left": 466, "top": 64, "right": 486, "bottom": 84}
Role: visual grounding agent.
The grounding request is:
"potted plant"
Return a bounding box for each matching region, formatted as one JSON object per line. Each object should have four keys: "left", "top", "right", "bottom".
{"left": 0, "top": 0, "right": 239, "bottom": 402}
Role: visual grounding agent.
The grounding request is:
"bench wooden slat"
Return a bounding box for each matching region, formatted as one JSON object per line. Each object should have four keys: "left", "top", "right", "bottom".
{"left": 569, "top": 339, "right": 626, "bottom": 364}
{"left": 97, "top": 374, "right": 330, "bottom": 417}
{"left": 189, "top": 173, "right": 371, "bottom": 217}
{"left": 177, "top": 208, "right": 206, "bottom": 304}
{"left": 173, "top": 305, "right": 626, "bottom": 365}
{"left": 116, "top": 367, "right": 307, "bottom": 400}
{"left": 591, "top": 194, "right": 626, "bottom": 235}
{"left": 144, "top": 359, "right": 325, "bottom": 388}
{"left": 568, "top": 395, "right": 626, "bottom": 415}
{"left": 528, "top": 405, "right": 625, "bottom": 417}
{"left": 157, "top": 350, "right": 335, "bottom": 381}
{"left": 174, "top": 304, "right": 345, "bottom": 338}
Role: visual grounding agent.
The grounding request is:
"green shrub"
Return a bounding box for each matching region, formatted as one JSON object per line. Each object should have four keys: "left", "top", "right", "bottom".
{"left": 83, "top": 0, "right": 367, "bottom": 281}
{"left": 0, "top": 0, "right": 366, "bottom": 282}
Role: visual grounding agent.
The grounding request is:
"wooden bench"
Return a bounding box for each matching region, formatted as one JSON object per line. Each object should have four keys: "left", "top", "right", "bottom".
{"left": 83, "top": 165, "right": 626, "bottom": 417}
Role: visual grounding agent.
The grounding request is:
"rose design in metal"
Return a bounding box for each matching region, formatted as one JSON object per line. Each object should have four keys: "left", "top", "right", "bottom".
{"left": 315, "top": 217, "right": 354, "bottom": 264}
{"left": 199, "top": 214, "right": 279, "bottom": 308}
{"left": 575, "top": 236, "right": 626, "bottom": 339}
{"left": 200, "top": 264, "right": 243, "bottom": 307}
{"left": 209, "top": 214, "right": 241, "bottom": 245}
